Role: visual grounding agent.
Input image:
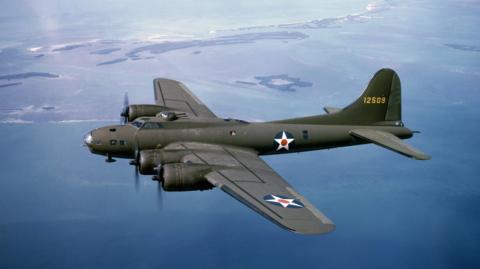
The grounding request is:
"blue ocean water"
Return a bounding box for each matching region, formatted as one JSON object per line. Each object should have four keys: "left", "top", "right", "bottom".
{"left": 0, "top": 117, "right": 478, "bottom": 268}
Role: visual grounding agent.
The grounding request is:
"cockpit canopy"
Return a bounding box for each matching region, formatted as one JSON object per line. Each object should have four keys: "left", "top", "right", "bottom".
{"left": 130, "top": 118, "right": 164, "bottom": 129}
{"left": 130, "top": 119, "right": 144, "bottom": 128}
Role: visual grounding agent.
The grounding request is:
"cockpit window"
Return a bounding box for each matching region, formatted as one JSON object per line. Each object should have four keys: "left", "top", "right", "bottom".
{"left": 131, "top": 120, "right": 143, "bottom": 128}
{"left": 141, "top": 122, "right": 163, "bottom": 129}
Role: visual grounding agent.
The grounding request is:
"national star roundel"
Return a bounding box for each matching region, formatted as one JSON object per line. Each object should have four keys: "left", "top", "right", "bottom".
{"left": 273, "top": 131, "right": 295, "bottom": 151}
{"left": 263, "top": 194, "right": 305, "bottom": 208}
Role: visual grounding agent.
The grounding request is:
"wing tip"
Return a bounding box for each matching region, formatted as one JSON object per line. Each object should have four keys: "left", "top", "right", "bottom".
{"left": 292, "top": 223, "right": 336, "bottom": 235}
{"left": 414, "top": 154, "right": 431, "bottom": 160}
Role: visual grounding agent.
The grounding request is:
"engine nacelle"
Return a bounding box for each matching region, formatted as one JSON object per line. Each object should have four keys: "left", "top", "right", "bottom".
{"left": 139, "top": 149, "right": 188, "bottom": 175}
{"left": 127, "top": 104, "right": 166, "bottom": 122}
{"left": 162, "top": 163, "right": 213, "bottom": 191}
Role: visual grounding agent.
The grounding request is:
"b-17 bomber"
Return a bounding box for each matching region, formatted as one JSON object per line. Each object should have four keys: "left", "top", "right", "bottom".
{"left": 84, "top": 68, "right": 430, "bottom": 235}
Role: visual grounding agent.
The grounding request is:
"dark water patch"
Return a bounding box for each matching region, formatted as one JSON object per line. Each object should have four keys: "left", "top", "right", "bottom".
{"left": 90, "top": 48, "right": 121, "bottom": 55}
{"left": 0, "top": 72, "right": 59, "bottom": 80}
{"left": 445, "top": 44, "right": 480, "bottom": 52}
{"left": 96, "top": 58, "right": 128, "bottom": 66}
{"left": 0, "top": 82, "right": 22, "bottom": 88}
{"left": 35, "top": 54, "right": 44, "bottom": 58}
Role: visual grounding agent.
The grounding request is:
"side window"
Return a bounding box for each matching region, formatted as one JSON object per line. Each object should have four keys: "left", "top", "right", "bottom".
{"left": 143, "top": 122, "right": 156, "bottom": 129}
{"left": 110, "top": 139, "right": 117, "bottom": 145}
{"left": 119, "top": 140, "right": 126, "bottom": 146}
{"left": 302, "top": 130, "right": 309, "bottom": 140}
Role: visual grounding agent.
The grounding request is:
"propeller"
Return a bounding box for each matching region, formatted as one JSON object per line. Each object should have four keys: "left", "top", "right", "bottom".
{"left": 157, "top": 180, "right": 163, "bottom": 210}
{"left": 129, "top": 130, "right": 141, "bottom": 192}
{"left": 133, "top": 145, "right": 140, "bottom": 191}
{"left": 153, "top": 165, "right": 164, "bottom": 210}
{"left": 134, "top": 165, "right": 140, "bottom": 192}
{"left": 120, "top": 92, "right": 129, "bottom": 124}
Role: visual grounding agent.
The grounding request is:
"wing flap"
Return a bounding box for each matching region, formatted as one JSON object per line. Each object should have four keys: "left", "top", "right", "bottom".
{"left": 350, "top": 129, "right": 431, "bottom": 160}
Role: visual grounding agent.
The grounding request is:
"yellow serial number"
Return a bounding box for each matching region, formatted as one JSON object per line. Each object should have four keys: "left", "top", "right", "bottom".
{"left": 363, "top": 96, "right": 386, "bottom": 104}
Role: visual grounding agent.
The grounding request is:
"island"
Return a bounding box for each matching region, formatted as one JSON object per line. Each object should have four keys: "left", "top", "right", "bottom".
{"left": 236, "top": 74, "right": 312, "bottom": 92}
{"left": 0, "top": 72, "right": 59, "bottom": 80}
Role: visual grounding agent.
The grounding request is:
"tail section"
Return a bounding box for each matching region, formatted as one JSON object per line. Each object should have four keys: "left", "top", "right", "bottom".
{"left": 340, "top": 68, "right": 401, "bottom": 124}
{"left": 272, "top": 68, "right": 430, "bottom": 160}
{"left": 275, "top": 68, "right": 403, "bottom": 125}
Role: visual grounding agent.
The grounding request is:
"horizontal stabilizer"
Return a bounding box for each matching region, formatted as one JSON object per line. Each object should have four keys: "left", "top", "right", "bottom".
{"left": 350, "top": 129, "right": 431, "bottom": 160}
{"left": 324, "top": 106, "right": 342, "bottom": 114}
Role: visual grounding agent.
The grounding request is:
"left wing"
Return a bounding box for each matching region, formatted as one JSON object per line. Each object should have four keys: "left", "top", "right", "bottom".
{"left": 164, "top": 142, "right": 335, "bottom": 235}
{"left": 153, "top": 78, "right": 217, "bottom": 118}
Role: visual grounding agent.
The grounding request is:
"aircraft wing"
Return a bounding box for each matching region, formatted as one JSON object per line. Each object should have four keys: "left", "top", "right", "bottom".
{"left": 153, "top": 78, "right": 217, "bottom": 118}
{"left": 164, "top": 142, "right": 335, "bottom": 235}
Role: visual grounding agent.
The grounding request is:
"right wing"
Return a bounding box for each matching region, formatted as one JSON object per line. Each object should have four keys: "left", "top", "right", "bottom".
{"left": 164, "top": 142, "right": 335, "bottom": 235}
{"left": 153, "top": 78, "right": 217, "bottom": 118}
{"left": 350, "top": 129, "right": 431, "bottom": 160}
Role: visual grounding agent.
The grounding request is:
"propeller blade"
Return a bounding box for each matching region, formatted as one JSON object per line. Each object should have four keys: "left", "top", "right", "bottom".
{"left": 124, "top": 92, "right": 129, "bottom": 107}
{"left": 152, "top": 165, "right": 164, "bottom": 210}
{"left": 120, "top": 92, "right": 130, "bottom": 124}
{"left": 157, "top": 181, "right": 163, "bottom": 210}
{"left": 133, "top": 139, "right": 140, "bottom": 192}
{"left": 134, "top": 165, "right": 140, "bottom": 192}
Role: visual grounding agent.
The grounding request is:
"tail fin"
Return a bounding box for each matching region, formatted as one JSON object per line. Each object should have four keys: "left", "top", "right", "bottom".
{"left": 275, "top": 68, "right": 403, "bottom": 125}
{"left": 339, "top": 68, "right": 402, "bottom": 124}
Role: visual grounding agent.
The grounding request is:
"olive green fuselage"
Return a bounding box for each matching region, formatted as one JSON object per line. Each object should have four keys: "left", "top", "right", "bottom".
{"left": 87, "top": 118, "right": 412, "bottom": 159}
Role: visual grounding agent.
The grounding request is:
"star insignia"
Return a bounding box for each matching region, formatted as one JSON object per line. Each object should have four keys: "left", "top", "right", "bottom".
{"left": 263, "top": 194, "right": 304, "bottom": 208}
{"left": 274, "top": 131, "right": 295, "bottom": 151}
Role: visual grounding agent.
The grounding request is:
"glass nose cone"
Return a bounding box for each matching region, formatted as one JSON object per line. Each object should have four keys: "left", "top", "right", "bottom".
{"left": 84, "top": 132, "right": 93, "bottom": 145}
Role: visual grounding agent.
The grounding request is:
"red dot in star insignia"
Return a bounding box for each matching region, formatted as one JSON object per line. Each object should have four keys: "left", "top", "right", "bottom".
{"left": 278, "top": 198, "right": 289, "bottom": 204}
{"left": 281, "top": 139, "right": 288, "bottom": 146}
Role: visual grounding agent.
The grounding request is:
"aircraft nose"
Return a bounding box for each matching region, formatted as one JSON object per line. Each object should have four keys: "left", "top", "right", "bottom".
{"left": 84, "top": 131, "right": 94, "bottom": 147}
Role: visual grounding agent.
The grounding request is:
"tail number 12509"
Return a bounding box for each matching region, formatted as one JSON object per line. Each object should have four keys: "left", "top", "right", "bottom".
{"left": 363, "top": 96, "right": 386, "bottom": 104}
